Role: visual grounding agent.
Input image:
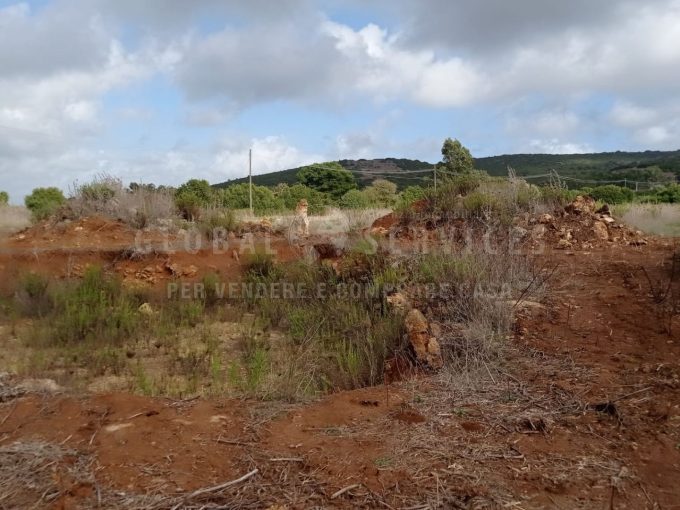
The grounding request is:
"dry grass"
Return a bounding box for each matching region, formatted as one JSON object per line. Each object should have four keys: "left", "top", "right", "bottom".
{"left": 70, "top": 175, "right": 176, "bottom": 228}
{"left": 613, "top": 203, "right": 680, "bottom": 236}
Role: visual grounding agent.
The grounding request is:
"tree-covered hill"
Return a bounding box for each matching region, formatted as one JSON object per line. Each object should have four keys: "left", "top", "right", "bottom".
{"left": 213, "top": 150, "right": 680, "bottom": 190}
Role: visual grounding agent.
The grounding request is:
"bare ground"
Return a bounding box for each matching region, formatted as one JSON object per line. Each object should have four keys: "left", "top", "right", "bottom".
{"left": 0, "top": 222, "right": 679, "bottom": 508}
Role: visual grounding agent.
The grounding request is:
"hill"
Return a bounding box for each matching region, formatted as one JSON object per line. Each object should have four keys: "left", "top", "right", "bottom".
{"left": 214, "top": 150, "right": 680, "bottom": 190}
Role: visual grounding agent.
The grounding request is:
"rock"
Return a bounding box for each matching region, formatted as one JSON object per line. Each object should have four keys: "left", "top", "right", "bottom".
{"left": 370, "top": 226, "right": 389, "bottom": 236}
{"left": 232, "top": 249, "right": 240, "bottom": 261}
{"left": 386, "top": 292, "right": 410, "bottom": 313}
{"left": 138, "top": 303, "right": 154, "bottom": 316}
{"left": 556, "top": 239, "right": 572, "bottom": 249}
{"left": 16, "top": 378, "right": 61, "bottom": 394}
{"left": 404, "top": 309, "right": 443, "bottom": 369}
{"left": 532, "top": 224, "right": 547, "bottom": 239}
{"left": 592, "top": 221, "right": 609, "bottom": 240}
{"left": 538, "top": 213, "right": 554, "bottom": 224}
{"left": 565, "top": 195, "right": 596, "bottom": 215}
{"left": 629, "top": 239, "right": 648, "bottom": 246}
{"left": 182, "top": 265, "right": 198, "bottom": 277}
{"left": 601, "top": 216, "right": 615, "bottom": 224}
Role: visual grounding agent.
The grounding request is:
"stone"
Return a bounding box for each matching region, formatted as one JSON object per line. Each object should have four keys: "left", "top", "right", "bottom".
{"left": 138, "top": 303, "right": 154, "bottom": 316}
{"left": 565, "top": 195, "right": 596, "bottom": 215}
{"left": 538, "top": 213, "right": 554, "bottom": 224}
{"left": 556, "top": 239, "right": 572, "bottom": 249}
{"left": 592, "top": 221, "right": 609, "bottom": 240}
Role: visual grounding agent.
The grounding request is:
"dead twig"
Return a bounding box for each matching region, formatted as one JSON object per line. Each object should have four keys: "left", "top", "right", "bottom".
{"left": 330, "top": 483, "right": 361, "bottom": 500}
{"left": 170, "top": 468, "right": 259, "bottom": 510}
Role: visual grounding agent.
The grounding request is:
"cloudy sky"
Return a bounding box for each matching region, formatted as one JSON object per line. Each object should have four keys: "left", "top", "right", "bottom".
{"left": 1, "top": 0, "right": 679, "bottom": 202}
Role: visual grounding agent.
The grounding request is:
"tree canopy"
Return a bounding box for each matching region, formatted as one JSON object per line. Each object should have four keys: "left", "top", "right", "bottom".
{"left": 296, "top": 162, "right": 357, "bottom": 201}
{"left": 0, "top": 191, "right": 8, "bottom": 206}
{"left": 439, "top": 138, "right": 474, "bottom": 174}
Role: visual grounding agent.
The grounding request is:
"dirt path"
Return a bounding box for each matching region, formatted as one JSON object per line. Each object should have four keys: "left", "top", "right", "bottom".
{"left": 1, "top": 244, "right": 680, "bottom": 508}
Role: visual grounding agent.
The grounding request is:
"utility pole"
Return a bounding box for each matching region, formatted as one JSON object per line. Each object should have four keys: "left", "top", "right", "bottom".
{"left": 249, "top": 148, "right": 253, "bottom": 215}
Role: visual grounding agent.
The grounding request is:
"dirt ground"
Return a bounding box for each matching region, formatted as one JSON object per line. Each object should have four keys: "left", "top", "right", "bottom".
{"left": 1, "top": 218, "right": 680, "bottom": 508}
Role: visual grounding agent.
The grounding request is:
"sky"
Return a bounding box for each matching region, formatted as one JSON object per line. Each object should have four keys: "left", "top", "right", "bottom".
{"left": 1, "top": 0, "right": 680, "bottom": 202}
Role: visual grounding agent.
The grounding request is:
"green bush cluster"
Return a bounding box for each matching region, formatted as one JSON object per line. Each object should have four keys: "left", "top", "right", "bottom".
{"left": 0, "top": 191, "right": 8, "bottom": 206}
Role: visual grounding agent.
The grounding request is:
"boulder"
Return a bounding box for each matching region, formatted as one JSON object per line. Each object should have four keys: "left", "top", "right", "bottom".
{"left": 538, "top": 213, "right": 554, "bottom": 224}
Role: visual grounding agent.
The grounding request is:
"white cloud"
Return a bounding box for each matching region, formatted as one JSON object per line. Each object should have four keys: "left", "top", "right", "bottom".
{"left": 527, "top": 139, "right": 592, "bottom": 154}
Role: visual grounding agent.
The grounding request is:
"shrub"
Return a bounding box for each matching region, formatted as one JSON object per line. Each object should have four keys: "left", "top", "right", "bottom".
{"left": 217, "top": 183, "right": 284, "bottom": 215}
{"left": 175, "top": 179, "right": 215, "bottom": 219}
{"left": 0, "top": 191, "right": 8, "bottom": 206}
{"left": 589, "top": 184, "right": 635, "bottom": 205}
{"left": 398, "top": 185, "right": 425, "bottom": 207}
{"left": 462, "top": 191, "right": 500, "bottom": 216}
{"left": 339, "top": 189, "right": 372, "bottom": 209}
{"left": 275, "top": 183, "right": 329, "bottom": 215}
{"left": 37, "top": 266, "right": 141, "bottom": 345}
{"left": 198, "top": 208, "right": 239, "bottom": 239}
{"left": 363, "top": 179, "right": 398, "bottom": 207}
{"left": 24, "top": 187, "right": 66, "bottom": 221}
{"left": 654, "top": 184, "right": 680, "bottom": 204}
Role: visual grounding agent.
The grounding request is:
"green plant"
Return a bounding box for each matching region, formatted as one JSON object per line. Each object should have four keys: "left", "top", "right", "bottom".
{"left": 24, "top": 187, "right": 66, "bottom": 221}
{"left": 17, "top": 272, "right": 51, "bottom": 317}
{"left": 275, "top": 183, "right": 329, "bottom": 214}
{"left": 217, "top": 183, "right": 284, "bottom": 214}
{"left": 462, "top": 191, "right": 499, "bottom": 216}
{"left": 43, "top": 266, "right": 141, "bottom": 345}
{"left": 439, "top": 137, "right": 474, "bottom": 174}
{"left": 297, "top": 162, "right": 357, "bottom": 200}
{"left": 198, "top": 209, "right": 239, "bottom": 239}
{"left": 589, "top": 184, "right": 635, "bottom": 205}
{"left": 398, "top": 185, "right": 425, "bottom": 207}
{"left": 0, "top": 191, "right": 8, "bottom": 206}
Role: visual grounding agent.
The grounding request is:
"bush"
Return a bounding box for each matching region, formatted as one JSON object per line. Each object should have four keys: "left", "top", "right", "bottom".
{"left": 654, "top": 183, "right": 680, "bottom": 203}
{"left": 339, "top": 189, "right": 372, "bottom": 209}
{"left": 0, "top": 191, "right": 8, "bottom": 206}
{"left": 24, "top": 187, "right": 66, "bottom": 221}
{"left": 589, "top": 184, "right": 634, "bottom": 205}
{"left": 198, "top": 208, "right": 239, "bottom": 239}
{"left": 35, "top": 266, "right": 141, "bottom": 345}
{"left": 175, "top": 179, "right": 215, "bottom": 219}
{"left": 217, "top": 183, "right": 284, "bottom": 215}
{"left": 398, "top": 186, "right": 425, "bottom": 207}
{"left": 363, "top": 179, "right": 398, "bottom": 207}
{"left": 275, "top": 183, "right": 329, "bottom": 215}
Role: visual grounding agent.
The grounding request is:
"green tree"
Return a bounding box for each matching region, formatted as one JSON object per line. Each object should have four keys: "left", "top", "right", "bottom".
{"left": 175, "top": 179, "right": 215, "bottom": 220}
{"left": 296, "top": 162, "right": 357, "bottom": 201}
{"left": 275, "top": 183, "right": 330, "bottom": 215}
{"left": 363, "top": 179, "right": 398, "bottom": 207}
{"left": 24, "top": 187, "right": 66, "bottom": 220}
{"left": 0, "top": 191, "right": 8, "bottom": 206}
{"left": 218, "top": 183, "right": 283, "bottom": 214}
{"left": 439, "top": 138, "right": 474, "bottom": 174}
